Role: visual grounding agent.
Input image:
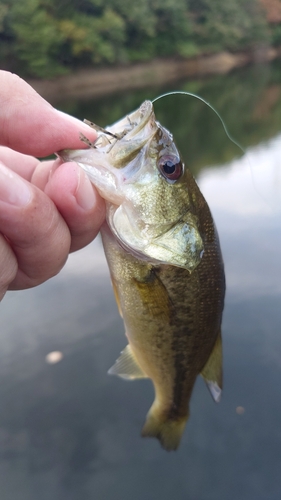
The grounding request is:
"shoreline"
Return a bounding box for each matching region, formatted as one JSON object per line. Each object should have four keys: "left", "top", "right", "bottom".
{"left": 28, "top": 48, "right": 280, "bottom": 103}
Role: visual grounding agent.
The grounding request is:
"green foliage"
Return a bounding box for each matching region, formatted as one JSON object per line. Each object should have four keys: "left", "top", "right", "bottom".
{"left": 9, "top": 0, "right": 65, "bottom": 77}
{"left": 271, "top": 24, "right": 281, "bottom": 46}
{"left": 58, "top": 8, "right": 126, "bottom": 64}
{"left": 0, "top": 0, "right": 277, "bottom": 78}
{"left": 150, "top": 0, "right": 193, "bottom": 57}
{"left": 189, "top": 0, "right": 269, "bottom": 52}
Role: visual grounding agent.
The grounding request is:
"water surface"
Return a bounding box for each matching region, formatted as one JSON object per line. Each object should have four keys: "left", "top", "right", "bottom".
{"left": 1, "top": 62, "right": 281, "bottom": 499}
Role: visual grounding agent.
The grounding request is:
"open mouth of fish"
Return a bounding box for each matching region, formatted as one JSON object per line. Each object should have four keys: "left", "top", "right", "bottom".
{"left": 59, "top": 101, "right": 158, "bottom": 205}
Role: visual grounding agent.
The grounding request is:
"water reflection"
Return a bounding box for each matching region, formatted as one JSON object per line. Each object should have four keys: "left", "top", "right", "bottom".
{"left": 57, "top": 62, "right": 281, "bottom": 175}
{"left": 200, "top": 135, "right": 281, "bottom": 299}
{"left": 1, "top": 64, "right": 281, "bottom": 498}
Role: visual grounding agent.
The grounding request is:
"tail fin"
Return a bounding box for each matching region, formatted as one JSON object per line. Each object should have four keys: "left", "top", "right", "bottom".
{"left": 141, "top": 405, "right": 188, "bottom": 451}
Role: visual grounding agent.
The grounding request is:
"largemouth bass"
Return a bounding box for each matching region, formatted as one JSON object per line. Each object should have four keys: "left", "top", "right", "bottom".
{"left": 60, "top": 101, "right": 225, "bottom": 451}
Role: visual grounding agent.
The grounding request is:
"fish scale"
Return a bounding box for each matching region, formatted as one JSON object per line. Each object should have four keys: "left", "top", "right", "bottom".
{"left": 59, "top": 100, "right": 225, "bottom": 451}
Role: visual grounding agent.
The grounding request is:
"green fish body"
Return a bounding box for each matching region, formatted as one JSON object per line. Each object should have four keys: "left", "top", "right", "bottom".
{"left": 60, "top": 101, "right": 225, "bottom": 450}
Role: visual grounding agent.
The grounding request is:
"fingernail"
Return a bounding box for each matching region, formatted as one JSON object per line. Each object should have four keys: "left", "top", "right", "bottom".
{"left": 0, "top": 161, "right": 31, "bottom": 206}
{"left": 75, "top": 168, "right": 97, "bottom": 210}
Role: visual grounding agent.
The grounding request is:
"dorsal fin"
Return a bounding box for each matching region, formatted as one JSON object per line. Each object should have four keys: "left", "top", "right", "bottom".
{"left": 200, "top": 331, "right": 223, "bottom": 403}
{"left": 108, "top": 344, "right": 148, "bottom": 380}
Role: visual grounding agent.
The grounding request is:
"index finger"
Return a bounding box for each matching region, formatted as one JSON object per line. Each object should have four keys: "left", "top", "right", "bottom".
{"left": 0, "top": 71, "right": 96, "bottom": 157}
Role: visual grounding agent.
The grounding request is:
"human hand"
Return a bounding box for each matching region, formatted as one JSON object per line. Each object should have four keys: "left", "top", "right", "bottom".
{"left": 0, "top": 71, "right": 105, "bottom": 300}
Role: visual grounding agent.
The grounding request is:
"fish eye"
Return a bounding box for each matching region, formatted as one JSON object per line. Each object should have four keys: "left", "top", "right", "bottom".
{"left": 158, "top": 155, "right": 183, "bottom": 182}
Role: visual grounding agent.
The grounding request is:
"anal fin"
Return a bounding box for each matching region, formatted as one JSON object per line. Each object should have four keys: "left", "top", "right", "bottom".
{"left": 108, "top": 344, "right": 148, "bottom": 380}
{"left": 200, "top": 330, "right": 223, "bottom": 403}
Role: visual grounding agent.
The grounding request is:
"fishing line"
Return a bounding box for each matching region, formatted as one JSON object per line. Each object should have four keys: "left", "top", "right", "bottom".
{"left": 153, "top": 91, "right": 271, "bottom": 209}
{"left": 152, "top": 91, "right": 245, "bottom": 155}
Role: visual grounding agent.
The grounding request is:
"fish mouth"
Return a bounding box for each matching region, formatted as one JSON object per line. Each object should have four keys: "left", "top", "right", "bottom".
{"left": 58, "top": 101, "right": 158, "bottom": 204}
{"left": 106, "top": 100, "right": 155, "bottom": 140}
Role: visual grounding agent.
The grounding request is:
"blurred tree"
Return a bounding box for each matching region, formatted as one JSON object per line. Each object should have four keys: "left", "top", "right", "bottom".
{"left": 189, "top": 0, "right": 269, "bottom": 52}
{"left": 109, "top": 0, "right": 196, "bottom": 60}
{"left": 150, "top": 0, "right": 197, "bottom": 58}
{"left": 58, "top": 8, "right": 126, "bottom": 66}
{"left": 107, "top": 0, "right": 157, "bottom": 61}
{"left": 8, "top": 0, "right": 65, "bottom": 77}
{"left": 0, "top": 0, "right": 127, "bottom": 77}
{"left": 0, "top": 0, "right": 278, "bottom": 78}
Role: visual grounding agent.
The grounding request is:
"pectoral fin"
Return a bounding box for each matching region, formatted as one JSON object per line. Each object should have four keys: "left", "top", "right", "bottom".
{"left": 133, "top": 269, "right": 172, "bottom": 322}
{"left": 200, "top": 331, "right": 223, "bottom": 403}
{"left": 108, "top": 344, "right": 148, "bottom": 380}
